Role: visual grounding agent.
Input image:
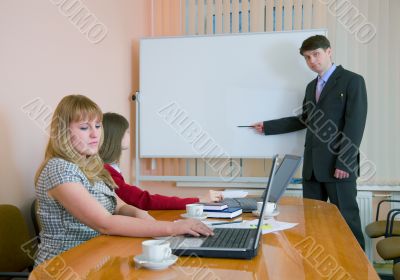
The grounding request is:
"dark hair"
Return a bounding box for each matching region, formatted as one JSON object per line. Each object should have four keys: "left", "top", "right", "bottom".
{"left": 299, "top": 35, "right": 331, "bottom": 55}
{"left": 99, "top": 112, "right": 129, "bottom": 164}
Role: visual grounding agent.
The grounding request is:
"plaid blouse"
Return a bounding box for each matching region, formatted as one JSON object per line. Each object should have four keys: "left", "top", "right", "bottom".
{"left": 34, "top": 158, "right": 116, "bottom": 266}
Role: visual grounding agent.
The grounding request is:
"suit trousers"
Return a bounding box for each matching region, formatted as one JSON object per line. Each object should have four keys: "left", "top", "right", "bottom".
{"left": 303, "top": 173, "right": 365, "bottom": 250}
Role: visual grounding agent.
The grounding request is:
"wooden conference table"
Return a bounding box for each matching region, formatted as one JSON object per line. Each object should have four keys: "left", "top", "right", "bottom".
{"left": 29, "top": 197, "right": 379, "bottom": 280}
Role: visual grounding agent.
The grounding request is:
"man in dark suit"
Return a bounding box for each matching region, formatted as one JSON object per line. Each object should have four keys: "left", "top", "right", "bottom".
{"left": 253, "top": 35, "right": 367, "bottom": 249}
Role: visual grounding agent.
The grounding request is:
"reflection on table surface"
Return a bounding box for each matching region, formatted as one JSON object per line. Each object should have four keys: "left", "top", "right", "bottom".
{"left": 29, "top": 197, "right": 379, "bottom": 280}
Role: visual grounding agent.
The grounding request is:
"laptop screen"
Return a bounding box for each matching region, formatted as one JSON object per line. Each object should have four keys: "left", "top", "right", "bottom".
{"left": 262, "top": 155, "right": 302, "bottom": 203}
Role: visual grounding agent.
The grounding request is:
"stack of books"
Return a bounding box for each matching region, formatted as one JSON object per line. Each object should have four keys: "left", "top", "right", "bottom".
{"left": 201, "top": 203, "right": 242, "bottom": 219}
{"left": 201, "top": 202, "right": 228, "bottom": 211}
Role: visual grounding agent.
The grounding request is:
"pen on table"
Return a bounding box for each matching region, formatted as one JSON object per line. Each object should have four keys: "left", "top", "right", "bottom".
{"left": 210, "top": 221, "right": 243, "bottom": 226}
{"left": 237, "top": 125, "right": 254, "bottom": 128}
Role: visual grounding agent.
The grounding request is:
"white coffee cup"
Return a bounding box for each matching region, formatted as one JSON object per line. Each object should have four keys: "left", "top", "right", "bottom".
{"left": 257, "top": 201, "right": 277, "bottom": 215}
{"left": 142, "top": 240, "right": 172, "bottom": 262}
{"left": 186, "top": 203, "right": 203, "bottom": 217}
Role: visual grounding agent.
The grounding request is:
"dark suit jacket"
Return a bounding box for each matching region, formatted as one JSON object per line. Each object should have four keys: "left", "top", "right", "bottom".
{"left": 264, "top": 65, "right": 367, "bottom": 182}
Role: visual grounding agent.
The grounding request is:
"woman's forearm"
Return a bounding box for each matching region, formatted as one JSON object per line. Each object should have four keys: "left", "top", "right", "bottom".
{"left": 117, "top": 203, "right": 153, "bottom": 219}
{"left": 100, "top": 215, "right": 174, "bottom": 237}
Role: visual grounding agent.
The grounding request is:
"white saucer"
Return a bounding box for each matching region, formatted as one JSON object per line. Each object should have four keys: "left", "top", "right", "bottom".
{"left": 180, "top": 213, "right": 208, "bottom": 220}
{"left": 134, "top": 254, "right": 178, "bottom": 270}
{"left": 252, "top": 210, "right": 280, "bottom": 218}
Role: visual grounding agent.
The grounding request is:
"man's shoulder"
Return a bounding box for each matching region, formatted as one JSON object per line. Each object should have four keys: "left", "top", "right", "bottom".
{"left": 336, "top": 65, "right": 364, "bottom": 80}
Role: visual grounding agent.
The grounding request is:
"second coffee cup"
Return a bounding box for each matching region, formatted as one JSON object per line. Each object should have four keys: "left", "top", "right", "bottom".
{"left": 186, "top": 203, "right": 204, "bottom": 217}
{"left": 257, "top": 201, "right": 277, "bottom": 215}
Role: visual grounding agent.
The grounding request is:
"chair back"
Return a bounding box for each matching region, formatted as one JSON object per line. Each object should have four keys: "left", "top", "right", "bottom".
{"left": 394, "top": 262, "right": 400, "bottom": 280}
{"left": 0, "top": 204, "right": 35, "bottom": 273}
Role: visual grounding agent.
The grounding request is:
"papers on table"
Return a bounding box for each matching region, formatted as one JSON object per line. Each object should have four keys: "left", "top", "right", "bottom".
{"left": 204, "top": 218, "right": 298, "bottom": 235}
{"left": 222, "top": 190, "right": 248, "bottom": 198}
{"left": 250, "top": 218, "right": 298, "bottom": 234}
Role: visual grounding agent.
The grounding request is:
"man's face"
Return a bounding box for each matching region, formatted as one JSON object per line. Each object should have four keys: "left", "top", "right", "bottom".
{"left": 302, "top": 47, "right": 332, "bottom": 76}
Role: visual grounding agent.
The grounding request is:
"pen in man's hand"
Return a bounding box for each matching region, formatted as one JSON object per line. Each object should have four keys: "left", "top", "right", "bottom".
{"left": 237, "top": 125, "right": 254, "bottom": 128}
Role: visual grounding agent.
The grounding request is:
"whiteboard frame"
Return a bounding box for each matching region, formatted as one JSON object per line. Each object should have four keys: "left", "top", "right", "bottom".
{"left": 135, "top": 29, "right": 327, "bottom": 185}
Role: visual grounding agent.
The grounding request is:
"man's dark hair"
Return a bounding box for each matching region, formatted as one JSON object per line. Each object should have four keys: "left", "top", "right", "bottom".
{"left": 299, "top": 35, "right": 331, "bottom": 55}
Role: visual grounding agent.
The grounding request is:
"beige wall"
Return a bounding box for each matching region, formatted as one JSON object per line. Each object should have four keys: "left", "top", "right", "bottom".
{"left": 135, "top": 0, "right": 219, "bottom": 198}
{"left": 0, "top": 0, "right": 151, "bottom": 224}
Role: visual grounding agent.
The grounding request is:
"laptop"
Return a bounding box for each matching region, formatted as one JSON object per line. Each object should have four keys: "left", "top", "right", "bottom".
{"left": 168, "top": 155, "right": 278, "bottom": 259}
{"left": 222, "top": 154, "right": 302, "bottom": 212}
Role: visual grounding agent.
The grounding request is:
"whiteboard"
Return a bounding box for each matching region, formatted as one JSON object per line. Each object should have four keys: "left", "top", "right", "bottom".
{"left": 139, "top": 30, "right": 326, "bottom": 158}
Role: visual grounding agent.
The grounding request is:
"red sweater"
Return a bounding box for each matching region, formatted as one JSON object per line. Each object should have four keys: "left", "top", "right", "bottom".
{"left": 104, "top": 164, "right": 199, "bottom": 210}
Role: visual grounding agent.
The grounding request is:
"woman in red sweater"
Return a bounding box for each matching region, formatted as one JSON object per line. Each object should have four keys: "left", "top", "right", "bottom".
{"left": 99, "top": 112, "right": 223, "bottom": 210}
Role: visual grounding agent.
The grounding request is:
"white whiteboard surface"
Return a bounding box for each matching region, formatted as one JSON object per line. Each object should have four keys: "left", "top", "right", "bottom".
{"left": 139, "top": 30, "right": 326, "bottom": 158}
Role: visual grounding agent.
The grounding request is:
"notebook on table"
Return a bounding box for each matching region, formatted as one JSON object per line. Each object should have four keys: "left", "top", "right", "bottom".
{"left": 168, "top": 155, "right": 278, "bottom": 259}
{"left": 200, "top": 203, "right": 228, "bottom": 211}
{"left": 203, "top": 207, "right": 242, "bottom": 219}
{"left": 221, "top": 154, "right": 302, "bottom": 212}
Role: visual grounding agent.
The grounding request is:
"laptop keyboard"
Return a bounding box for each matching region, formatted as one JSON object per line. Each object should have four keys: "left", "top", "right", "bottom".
{"left": 201, "top": 228, "right": 252, "bottom": 248}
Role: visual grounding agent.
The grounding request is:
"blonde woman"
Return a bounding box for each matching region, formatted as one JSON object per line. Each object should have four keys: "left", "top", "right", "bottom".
{"left": 34, "top": 95, "right": 213, "bottom": 265}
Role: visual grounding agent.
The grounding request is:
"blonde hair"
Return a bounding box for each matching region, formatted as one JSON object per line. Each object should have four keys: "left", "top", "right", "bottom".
{"left": 35, "top": 95, "right": 116, "bottom": 189}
